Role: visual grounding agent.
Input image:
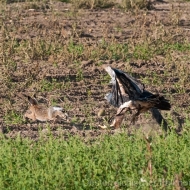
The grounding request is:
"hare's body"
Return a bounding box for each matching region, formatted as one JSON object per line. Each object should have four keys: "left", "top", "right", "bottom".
{"left": 24, "top": 96, "right": 68, "bottom": 122}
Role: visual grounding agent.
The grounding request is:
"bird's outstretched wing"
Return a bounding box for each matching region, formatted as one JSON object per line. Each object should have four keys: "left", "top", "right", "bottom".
{"left": 105, "top": 66, "right": 144, "bottom": 107}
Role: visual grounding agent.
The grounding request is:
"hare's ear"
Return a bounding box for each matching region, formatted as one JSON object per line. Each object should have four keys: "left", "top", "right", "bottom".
{"left": 27, "top": 96, "right": 38, "bottom": 105}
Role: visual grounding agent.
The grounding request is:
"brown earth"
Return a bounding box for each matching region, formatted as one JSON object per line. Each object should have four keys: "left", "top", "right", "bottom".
{"left": 0, "top": 0, "right": 190, "bottom": 140}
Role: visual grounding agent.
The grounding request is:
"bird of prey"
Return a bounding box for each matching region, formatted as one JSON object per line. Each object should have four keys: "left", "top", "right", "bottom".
{"left": 105, "top": 66, "right": 171, "bottom": 128}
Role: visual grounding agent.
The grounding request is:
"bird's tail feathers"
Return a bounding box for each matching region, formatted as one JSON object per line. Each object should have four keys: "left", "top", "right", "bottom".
{"left": 151, "top": 95, "right": 171, "bottom": 110}
{"left": 139, "top": 94, "right": 171, "bottom": 110}
{"left": 155, "top": 99, "right": 171, "bottom": 110}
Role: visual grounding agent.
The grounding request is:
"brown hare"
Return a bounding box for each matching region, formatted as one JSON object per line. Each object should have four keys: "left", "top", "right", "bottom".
{"left": 24, "top": 96, "right": 68, "bottom": 122}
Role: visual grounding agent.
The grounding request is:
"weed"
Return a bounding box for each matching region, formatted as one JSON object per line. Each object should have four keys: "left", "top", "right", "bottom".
{"left": 121, "top": 0, "right": 152, "bottom": 10}
{"left": 4, "top": 111, "right": 23, "bottom": 125}
{"left": 133, "top": 43, "right": 152, "bottom": 60}
{"left": 40, "top": 79, "right": 63, "bottom": 92}
{"left": 76, "top": 68, "right": 84, "bottom": 81}
{"left": 67, "top": 40, "right": 84, "bottom": 60}
{"left": 0, "top": 131, "right": 190, "bottom": 189}
{"left": 69, "top": 0, "right": 115, "bottom": 9}
{"left": 108, "top": 43, "right": 129, "bottom": 61}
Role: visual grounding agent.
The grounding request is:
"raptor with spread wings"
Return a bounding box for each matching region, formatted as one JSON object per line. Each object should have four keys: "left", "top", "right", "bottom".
{"left": 105, "top": 66, "right": 171, "bottom": 128}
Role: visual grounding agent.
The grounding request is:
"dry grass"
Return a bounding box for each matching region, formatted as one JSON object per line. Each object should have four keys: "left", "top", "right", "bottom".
{"left": 58, "top": 0, "right": 152, "bottom": 9}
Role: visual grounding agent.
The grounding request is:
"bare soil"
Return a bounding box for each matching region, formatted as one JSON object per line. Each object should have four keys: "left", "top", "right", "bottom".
{"left": 0, "top": 0, "right": 190, "bottom": 140}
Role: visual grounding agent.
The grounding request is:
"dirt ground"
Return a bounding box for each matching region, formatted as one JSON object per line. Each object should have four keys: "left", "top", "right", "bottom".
{"left": 0, "top": 0, "right": 190, "bottom": 140}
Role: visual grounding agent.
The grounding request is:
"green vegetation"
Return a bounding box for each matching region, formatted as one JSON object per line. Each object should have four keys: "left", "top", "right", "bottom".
{"left": 4, "top": 0, "right": 153, "bottom": 9}
{"left": 4, "top": 111, "right": 23, "bottom": 125}
{"left": 56, "top": 0, "right": 152, "bottom": 9}
{"left": 40, "top": 79, "right": 63, "bottom": 92}
{"left": 0, "top": 131, "right": 190, "bottom": 189}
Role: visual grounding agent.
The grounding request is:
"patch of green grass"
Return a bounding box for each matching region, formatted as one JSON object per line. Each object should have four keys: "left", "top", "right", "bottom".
{"left": 57, "top": 0, "right": 153, "bottom": 9}
{"left": 89, "top": 39, "right": 130, "bottom": 61}
{"left": 67, "top": 0, "right": 115, "bottom": 9}
{"left": 4, "top": 111, "right": 23, "bottom": 125}
{"left": 67, "top": 40, "right": 84, "bottom": 60}
{"left": 108, "top": 43, "right": 129, "bottom": 61}
{"left": 1, "top": 129, "right": 190, "bottom": 189}
{"left": 133, "top": 43, "right": 152, "bottom": 60}
{"left": 156, "top": 42, "right": 190, "bottom": 54}
{"left": 76, "top": 68, "right": 84, "bottom": 81}
{"left": 99, "top": 72, "right": 110, "bottom": 85}
{"left": 121, "top": 0, "right": 152, "bottom": 10}
{"left": 84, "top": 39, "right": 190, "bottom": 63}
{"left": 40, "top": 79, "right": 63, "bottom": 92}
{"left": 29, "top": 39, "right": 56, "bottom": 60}
{"left": 169, "top": 42, "right": 190, "bottom": 51}
{"left": 131, "top": 41, "right": 190, "bottom": 61}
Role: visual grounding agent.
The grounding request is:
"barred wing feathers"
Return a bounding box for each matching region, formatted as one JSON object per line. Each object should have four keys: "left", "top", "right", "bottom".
{"left": 105, "top": 66, "right": 144, "bottom": 107}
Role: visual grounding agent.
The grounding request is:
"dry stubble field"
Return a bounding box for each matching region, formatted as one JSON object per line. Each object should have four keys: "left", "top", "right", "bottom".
{"left": 0, "top": 0, "right": 190, "bottom": 139}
